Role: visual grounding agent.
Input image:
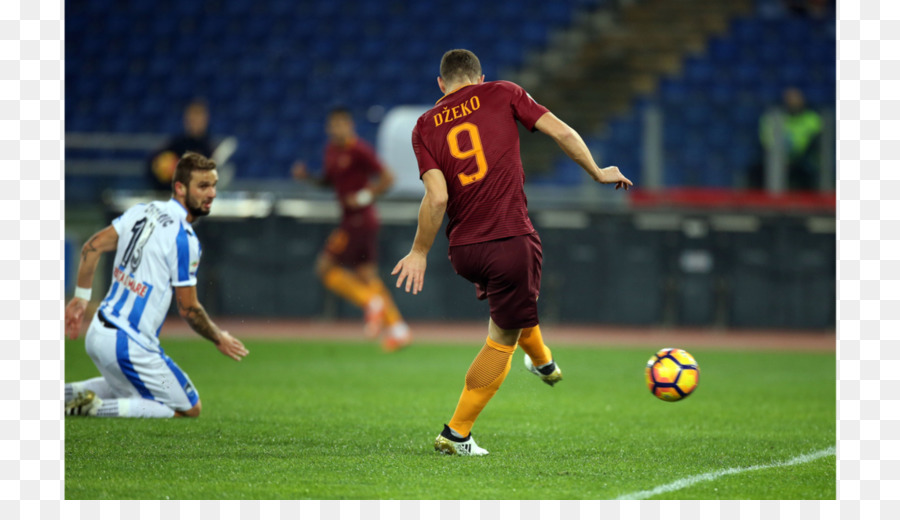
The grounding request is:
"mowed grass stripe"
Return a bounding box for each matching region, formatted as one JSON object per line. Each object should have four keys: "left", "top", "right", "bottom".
{"left": 615, "top": 446, "right": 836, "bottom": 500}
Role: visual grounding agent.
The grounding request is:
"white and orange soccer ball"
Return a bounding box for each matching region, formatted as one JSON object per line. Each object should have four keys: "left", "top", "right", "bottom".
{"left": 645, "top": 348, "right": 700, "bottom": 402}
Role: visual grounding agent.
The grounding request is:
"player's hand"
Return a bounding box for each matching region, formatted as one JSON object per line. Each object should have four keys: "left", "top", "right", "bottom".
{"left": 344, "top": 188, "right": 373, "bottom": 210}
{"left": 593, "top": 166, "right": 633, "bottom": 190}
{"left": 392, "top": 251, "right": 427, "bottom": 295}
{"left": 64, "top": 298, "right": 88, "bottom": 340}
{"left": 344, "top": 194, "right": 362, "bottom": 210}
{"left": 215, "top": 331, "right": 249, "bottom": 361}
{"left": 291, "top": 161, "right": 309, "bottom": 181}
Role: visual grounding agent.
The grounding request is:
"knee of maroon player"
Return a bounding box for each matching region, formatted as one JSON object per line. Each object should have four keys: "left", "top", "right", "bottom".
{"left": 488, "top": 318, "right": 521, "bottom": 346}
{"left": 354, "top": 262, "right": 379, "bottom": 282}
{"left": 315, "top": 252, "right": 337, "bottom": 279}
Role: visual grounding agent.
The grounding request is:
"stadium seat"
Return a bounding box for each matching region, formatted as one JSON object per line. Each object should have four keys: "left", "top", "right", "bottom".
{"left": 65, "top": 0, "right": 832, "bottom": 187}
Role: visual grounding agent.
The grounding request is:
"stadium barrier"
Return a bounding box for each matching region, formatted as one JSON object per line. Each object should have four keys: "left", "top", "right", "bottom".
{"left": 88, "top": 189, "right": 833, "bottom": 330}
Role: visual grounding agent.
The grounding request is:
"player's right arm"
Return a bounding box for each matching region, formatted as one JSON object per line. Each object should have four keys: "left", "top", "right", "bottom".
{"left": 174, "top": 286, "right": 248, "bottom": 361}
{"left": 534, "top": 112, "right": 633, "bottom": 190}
{"left": 64, "top": 225, "right": 119, "bottom": 340}
{"left": 291, "top": 161, "right": 330, "bottom": 187}
{"left": 391, "top": 169, "right": 448, "bottom": 294}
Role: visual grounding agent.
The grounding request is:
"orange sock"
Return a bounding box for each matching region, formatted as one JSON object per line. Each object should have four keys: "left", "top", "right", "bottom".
{"left": 322, "top": 267, "right": 376, "bottom": 308}
{"left": 367, "top": 278, "right": 403, "bottom": 326}
{"left": 447, "top": 337, "right": 517, "bottom": 437}
{"left": 518, "top": 325, "right": 553, "bottom": 367}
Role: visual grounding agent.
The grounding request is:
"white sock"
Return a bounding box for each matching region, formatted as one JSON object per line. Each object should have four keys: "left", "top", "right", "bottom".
{"left": 96, "top": 398, "right": 175, "bottom": 418}
{"left": 65, "top": 377, "right": 116, "bottom": 401}
{"left": 449, "top": 426, "right": 466, "bottom": 439}
{"left": 388, "top": 321, "right": 409, "bottom": 337}
{"left": 367, "top": 295, "right": 384, "bottom": 312}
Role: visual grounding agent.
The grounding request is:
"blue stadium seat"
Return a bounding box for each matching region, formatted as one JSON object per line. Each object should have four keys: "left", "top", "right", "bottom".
{"left": 682, "top": 57, "right": 716, "bottom": 87}
{"left": 733, "top": 62, "right": 762, "bottom": 88}
{"left": 544, "top": 3, "right": 574, "bottom": 26}
{"left": 65, "top": 0, "right": 832, "bottom": 187}
{"left": 658, "top": 78, "right": 690, "bottom": 104}
{"left": 779, "top": 63, "right": 805, "bottom": 86}
{"left": 664, "top": 157, "right": 686, "bottom": 187}
{"left": 730, "top": 18, "right": 759, "bottom": 43}
{"left": 806, "top": 84, "right": 832, "bottom": 107}
{"left": 707, "top": 38, "right": 740, "bottom": 64}
{"left": 756, "top": 83, "right": 783, "bottom": 105}
{"left": 733, "top": 101, "right": 761, "bottom": 127}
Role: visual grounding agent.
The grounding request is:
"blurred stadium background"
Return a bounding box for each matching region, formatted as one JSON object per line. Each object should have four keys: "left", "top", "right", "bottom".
{"left": 64, "top": 0, "right": 836, "bottom": 331}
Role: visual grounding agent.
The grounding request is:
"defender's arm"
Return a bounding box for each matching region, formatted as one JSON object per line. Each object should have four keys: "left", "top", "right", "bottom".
{"left": 76, "top": 225, "right": 119, "bottom": 292}
{"left": 175, "top": 285, "right": 248, "bottom": 361}
{"left": 64, "top": 225, "right": 119, "bottom": 339}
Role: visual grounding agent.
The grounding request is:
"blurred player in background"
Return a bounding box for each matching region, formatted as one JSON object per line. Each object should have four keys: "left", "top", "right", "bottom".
{"left": 293, "top": 107, "right": 411, "bottom": 351}
{"left": 64, "top": 152, "right": 248, "bottom": 418}
{"left": 147, "top": 99, "right": 214, "bottom": 192}
{"left": 393, "top": 49, "right": 631, "bottom": 455}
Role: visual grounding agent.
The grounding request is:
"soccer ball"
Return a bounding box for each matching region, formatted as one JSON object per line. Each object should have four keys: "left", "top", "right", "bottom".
{"left": 645, "top": 348, "right": 700, "bottom": 402}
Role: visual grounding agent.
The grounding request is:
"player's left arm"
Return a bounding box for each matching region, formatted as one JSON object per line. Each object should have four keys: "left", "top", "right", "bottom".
{"left": 391, "top": 170, "right": 448, "bottom": 294}
{"left": 368, "top": 166, "right": 395, "bottom": 198}
{"left": 292, "top": 161, "right": 331, "bottom": 187}
{"left": 64, "top": 225, "right": 119, "bottom": 340}
{"left": 174, "top": 285, "right": 248, "bottom": 361}
{"left": 534, "top": 112, "right": 633, "bottom": 190}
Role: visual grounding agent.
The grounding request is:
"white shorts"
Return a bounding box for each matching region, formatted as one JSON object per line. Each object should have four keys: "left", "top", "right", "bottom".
{"left": 84, "top": 313, "right": 200, "bottom": 412}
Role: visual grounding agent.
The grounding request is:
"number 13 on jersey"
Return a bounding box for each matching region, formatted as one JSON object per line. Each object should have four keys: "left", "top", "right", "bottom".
{"left": 447, "top": 122, "right": 487, "bottom": 186}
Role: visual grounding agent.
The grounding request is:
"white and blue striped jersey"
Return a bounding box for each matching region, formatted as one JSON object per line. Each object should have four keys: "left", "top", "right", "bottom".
{"left": 97, "top": 199, "right": 201, "bottom": 352}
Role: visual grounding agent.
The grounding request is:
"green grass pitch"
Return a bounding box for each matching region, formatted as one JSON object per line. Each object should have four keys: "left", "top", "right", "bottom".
{"left": 64, "top": 337, "right": 835, "bottom": 500}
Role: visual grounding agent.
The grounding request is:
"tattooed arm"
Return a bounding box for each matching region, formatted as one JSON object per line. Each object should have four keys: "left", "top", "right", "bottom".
{"left": 75, "top": 226, "right": 119, "bottom": 293}
{"left": 174, "top": 286, "right": 248, "bottom": 361}
{"left": 174, "top": 286, "right": 221, "bottom": 342}
{"left": 65, "top": 226, "right": 119, "bottom": 339}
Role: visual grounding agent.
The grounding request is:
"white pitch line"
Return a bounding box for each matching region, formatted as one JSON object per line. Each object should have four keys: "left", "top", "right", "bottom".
{"left": 615, "top": 446, "right": 836, "bottom": 500}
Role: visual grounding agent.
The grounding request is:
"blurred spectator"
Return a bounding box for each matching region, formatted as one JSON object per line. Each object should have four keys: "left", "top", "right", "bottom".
{"left": 757, "top": 0, "right": 833, "bottom": 19}
{"left": 750, "top": 87, "right": 822, "bottom": 190}
{"left": 147, "top": 100, "right": 214, "bottom": 191}
{"left": 783, "top": 0, "right": 833, "bottom": 18}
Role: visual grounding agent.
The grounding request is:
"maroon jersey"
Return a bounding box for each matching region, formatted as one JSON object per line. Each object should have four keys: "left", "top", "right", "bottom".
{"left": 323, "top": 138, "right": 383, "bottom": 227}
{"left": 412, "top": 80, "right": 549, "bottom": 246}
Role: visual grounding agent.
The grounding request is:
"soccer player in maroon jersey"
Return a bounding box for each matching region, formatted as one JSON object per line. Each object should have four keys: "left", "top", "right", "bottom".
{"left": 392, "top": 49, "right": 631, "bottom": 455}
{"left": 293, "top": 107, "right": 411, "bottom": 351}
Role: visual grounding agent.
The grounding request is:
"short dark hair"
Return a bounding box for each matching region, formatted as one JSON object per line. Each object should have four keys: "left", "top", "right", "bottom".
{"left": 328, "top": 106, "right": 353, "bottom": 119}
{"left": 172, "top": 152, "right": 216, "bottom": 192}
{"left": 440, "top": 49, "right": 482, "bottom": 83}
{"left": 185, "top": 98, "right": 208, "bottom": 113}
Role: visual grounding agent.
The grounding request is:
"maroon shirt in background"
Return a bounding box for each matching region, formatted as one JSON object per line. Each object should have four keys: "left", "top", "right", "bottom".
{"left": 412, "top": 80, "right": 549, "bottom": 247}
{"left": 324, "top": 138, "right": 383, "bottom": 228}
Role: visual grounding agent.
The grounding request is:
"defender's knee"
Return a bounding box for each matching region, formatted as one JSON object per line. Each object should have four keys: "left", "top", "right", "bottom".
{"left": 176, "top": 400, "right": 202, "bottom": 418}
